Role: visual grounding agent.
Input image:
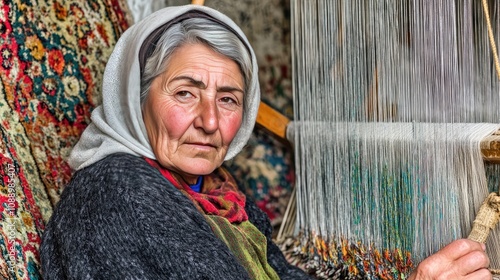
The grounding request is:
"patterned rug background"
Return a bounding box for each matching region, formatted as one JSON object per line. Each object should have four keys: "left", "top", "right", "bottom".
{"left": 0, "top": 0, "right": 131, "bottom": 278}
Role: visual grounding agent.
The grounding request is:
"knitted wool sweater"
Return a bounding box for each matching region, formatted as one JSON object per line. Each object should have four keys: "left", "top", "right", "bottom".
{"left": 41, "top": 153, "right": 312, "bottom": 280}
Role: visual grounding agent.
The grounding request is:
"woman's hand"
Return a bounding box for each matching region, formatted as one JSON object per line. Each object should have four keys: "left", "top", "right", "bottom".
{"left": 408, "top": 239, "right": 491, "bottom": 280}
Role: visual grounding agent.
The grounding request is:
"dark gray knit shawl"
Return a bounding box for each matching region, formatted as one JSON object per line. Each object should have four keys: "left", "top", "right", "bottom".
{"left": 41, "top": 153, "right": 312, "bottom": 280}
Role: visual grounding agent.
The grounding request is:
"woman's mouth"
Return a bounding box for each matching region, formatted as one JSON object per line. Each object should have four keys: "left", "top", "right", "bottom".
{"left": 186, "top": 142, "right": 217, "bottom": 151}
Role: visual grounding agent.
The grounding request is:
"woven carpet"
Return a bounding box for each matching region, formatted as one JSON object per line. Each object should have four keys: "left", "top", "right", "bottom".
{"left": 0, "top": 1, "right": 131, "bottom": 278}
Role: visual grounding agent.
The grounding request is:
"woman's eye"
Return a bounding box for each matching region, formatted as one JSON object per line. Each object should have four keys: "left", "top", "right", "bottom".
{"left": 176, "top": 91, "right": 193, "bottom": 98}
{"left": 220, "top": 97, "right": 237, "bottom": 104}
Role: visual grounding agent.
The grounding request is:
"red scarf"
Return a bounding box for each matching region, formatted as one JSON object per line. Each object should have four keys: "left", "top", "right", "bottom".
{"left": 145, "top": 158, "right": 248, "bottom": 223}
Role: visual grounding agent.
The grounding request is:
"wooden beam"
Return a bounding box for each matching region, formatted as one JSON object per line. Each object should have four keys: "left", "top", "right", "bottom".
{"left": 255, "top": 101, "right": 290, "bottom": 140}
{"left": 481, "top": 130, "right": 500, "bottom": 163}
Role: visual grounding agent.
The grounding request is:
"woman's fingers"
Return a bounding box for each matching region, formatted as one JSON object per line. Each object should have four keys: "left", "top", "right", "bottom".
{"left": 437, "top": 239, "right": 485, "bottom": 261}
{"left": 454, "top": 249, "right": 490, "bottom": 276}
{"left": 409, "top": 239, "right": 492, "bottom": 279}
{"left": 464, "top": 268, "right": 492, "bottom": 280}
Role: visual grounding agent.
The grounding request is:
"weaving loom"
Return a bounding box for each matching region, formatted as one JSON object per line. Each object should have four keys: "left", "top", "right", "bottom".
{"left": 254, "top": 0, "right": 500, "bottom": 279}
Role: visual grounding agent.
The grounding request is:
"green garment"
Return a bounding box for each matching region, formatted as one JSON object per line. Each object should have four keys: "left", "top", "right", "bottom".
{"left": 205, "top": 215, "right": 280, "bottom": 280}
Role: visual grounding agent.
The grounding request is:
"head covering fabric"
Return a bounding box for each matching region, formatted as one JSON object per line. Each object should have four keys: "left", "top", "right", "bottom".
{"left": 68, "top": 5, "right": 260, "bottom": 170}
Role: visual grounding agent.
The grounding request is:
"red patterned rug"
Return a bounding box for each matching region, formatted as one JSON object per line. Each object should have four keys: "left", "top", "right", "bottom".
{"left": 0, "top": 1, "right": 130, "bottom": 278}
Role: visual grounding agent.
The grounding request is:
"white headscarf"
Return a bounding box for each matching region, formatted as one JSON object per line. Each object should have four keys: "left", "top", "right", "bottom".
{"left": 68, "top": 5, "right": 260, "bottom": 170}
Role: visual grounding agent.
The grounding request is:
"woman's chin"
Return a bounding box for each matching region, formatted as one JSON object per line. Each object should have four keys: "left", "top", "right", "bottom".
{"left": 177, "top": 159, "right": 221, "bottom": 177}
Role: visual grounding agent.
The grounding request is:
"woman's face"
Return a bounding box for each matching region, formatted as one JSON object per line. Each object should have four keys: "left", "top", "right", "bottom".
{"left": 142, "top": 43, "right": 244, "bottom": 184}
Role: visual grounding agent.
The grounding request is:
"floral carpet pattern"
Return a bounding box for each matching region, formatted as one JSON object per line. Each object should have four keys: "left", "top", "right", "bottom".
{"left": 0, "top": 1, "right": 131, "bottom": 278}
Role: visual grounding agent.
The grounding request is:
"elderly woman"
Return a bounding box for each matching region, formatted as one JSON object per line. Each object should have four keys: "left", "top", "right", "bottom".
{"left": 41, "top": 5, "right": 490, "bottom": 280}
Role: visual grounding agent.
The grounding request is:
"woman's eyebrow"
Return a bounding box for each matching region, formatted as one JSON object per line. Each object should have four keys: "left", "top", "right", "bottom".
{"left": 170, "top": 76, "right": 205, "bottom": 88}
{"left": 170, "top": 76, "right": 244, "bottom": 94}
{"left": 217, "top": 86, "right": 244, "bottom": 94}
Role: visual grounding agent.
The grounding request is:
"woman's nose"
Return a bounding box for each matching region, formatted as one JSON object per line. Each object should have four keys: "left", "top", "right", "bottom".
{"left": 194, "top": 99, "right": 219, "bottom": 133}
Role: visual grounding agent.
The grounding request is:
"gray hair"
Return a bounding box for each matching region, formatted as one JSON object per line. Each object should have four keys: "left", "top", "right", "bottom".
{"left": 139, "top": 17, "right": 253, "bottom": 105}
